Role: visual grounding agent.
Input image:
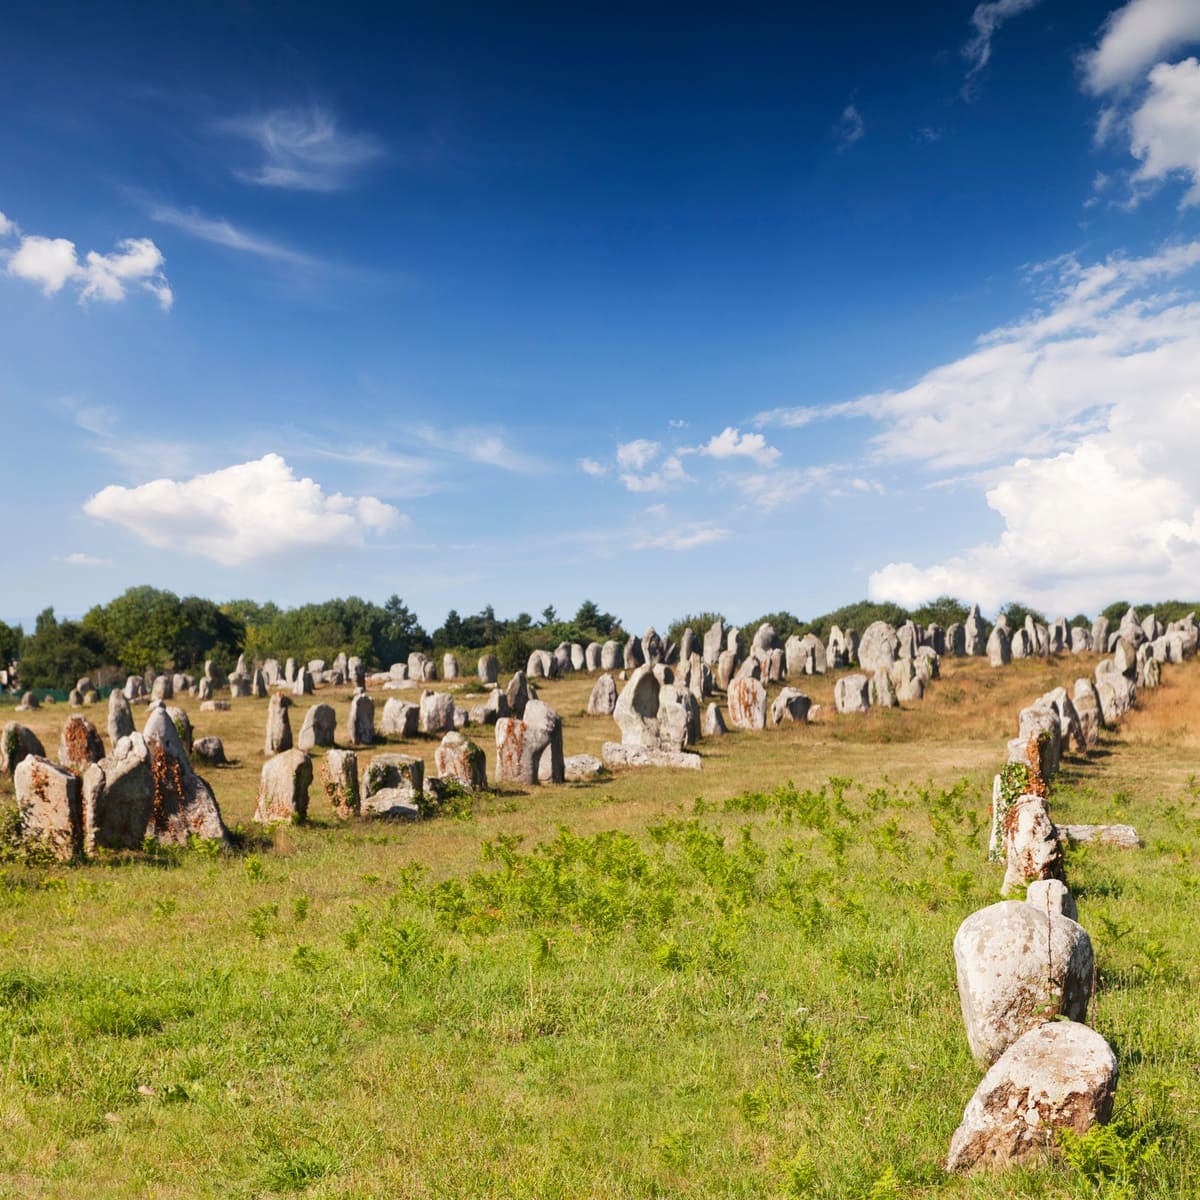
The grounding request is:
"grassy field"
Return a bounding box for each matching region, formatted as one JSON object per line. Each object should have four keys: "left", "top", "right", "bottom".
{"left": 0, "top": 655, "right": 1197, "bottom": 1198}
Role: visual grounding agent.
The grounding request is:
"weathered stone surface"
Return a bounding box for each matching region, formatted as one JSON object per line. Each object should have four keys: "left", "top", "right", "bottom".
{"left": 771, "top": 688, "right": 811, "bottom": 726}
{"left": 348, "top": 689, "right": 375, "bottom": 746}
{"left": 197, "top": 677, "right": 213, "bottom": 702}
{"left": 727, "top": 677, "right": 767, "bottom": 731}
{"left": 869, "top": 668, "right": 898, "bottom": 709}
{"left": 478, "top": 653, "right": 499, "bottom": 684}
{"left": 2, "top": 723, "right": 45, "bottom": 776}
{"left": 123, "top": 675, "right": 144, "bottom": 700}
{"left": 320, "top": 749, "right": 360, "bottom": 818}
{"left": 298, "top": 703, "right": 337, "bottom": 751}
{"left": 987, "top": 626, "right": 1011, "bottom": 667}
{"left": 1015, "top": 703, "right": 1063, "bottom": 781}
{"left": 946, "top": 1022, "right": 1118, "bottom": 1172}
{"left": 552, "top": 643, "right": 573, "bottom": 675}
{"left": 1002, "top": 794, "right": 1064, "bottom": 896}
{"left": 761, "top": 647, "right": 787, "bottom": 683}
{"left": 57, "top": 715, "right": 105, "bottom": 772}
{"left": 585, "top": 642, "right": 602, "bottom": 671}
{"left": 292, "top": 668, "right": 314, "bottom": 696}
{"left": 658, "top": 684, "right": 700, "bottom": 750}
{"left": 379, "top": 698, "right": 418, "bottom": 738}
{"left": 954, "top": 900, "right": 1094, "bottom": 1067}
{"left": 964, "top": 605, "right": 986, "bottom": 656}
{"left": 1024, "top": 878, "right": 1078, "bottom": 921}
{"left": 480, "top": 688, "right": 509, "bottom": 725}
{"left": 141, "top": 706, "right": 228, "bottom": 845}
{"left": 1010, "top": 627, "right": 1031, "bottom": 659}
{"left": 494, "top": 700, "right": 564, "bottom": 785}
{"left": 601, "top": 640, "right": 622, "bottom": 671}
{"left": 704, "top": 703, "right": 727, "bottom": 736}
{"left": 199, "top": 700, "right": 231, "bottom": 712}
{"left": 857, "top": 621, "right": 899, "bottom": 672}
{"left": 264, "top": 693, "right": 293, "bottom": 755}
{"left": 1113, "top": 637, "right": 1138, "bottom": 679}
{"left": 254, "top": 749, "right": 312, "bottom": 824}
{"left": 362, "top": 753, "right": 424, "bottom": 819}
{"left": 897, "top": 620, "right": 920, "bottom": 659}
{"left": 1141, "top": 656, "right": 1161, "bottom": 689}
{"left": 443, "top": 653, "right": 461, "bottom": 680}
{"left": 891, "top": 658, "right": 925, "bottom": 703}
{"left": 613, "top": 665, "right": 662, "bottom": 747}
{"left": 678, "top": 627, "right": 697, "bottom": 665}
{"left": 16, "top": 756, "right": 82, "bottom": 859}
{"left": 251, "top": 668, "right": 268, "bottom": 698}
{"left": 506, "top": 671, "right": 529, "bottom": 718}
{"left": 702, "top": 619, "right": 725, "bottom": 666}
{"left": 587, "top": 674, "right": 618, "bottom": 716}
{"left": 419, "top": 690, "right": 457, "bottom": 735}
{"left": 563, "top": 753, "right": 605, "bottom": 781}
{"left": 1070, "top": 626, "right": 1092, "bottom": 654}
{"left": 151, "top": 675, "right": 173, "bottom": 702}
{"left": 834, "top": 674, "right": 871, "bottom": 714}
{"left": 945, "top": 622, "right": 966, "bottom": 656}
{"left": 1071, "top": 687, "right": 1102, "bottom": 748}
{"left": 427, "top": 730, "right": 484, "bottom": 788}
{"left": 716, "top": 649, "right": 738, "bottom": 691}
{"left": 623, "top": 635, "right": 644, "bottom": 670}
{"left": 1096, "top": 673, "right": 1135, "bottom": 725}
{"left": 68, "top": 688, "right": 83, "bottom": 708}
{"left": 1058, "top": 823, "right": 1140, "bottom": 849}
{"left": 194, "top": 736, "right": 227, "bottom": 766}
{"left": 79, "top": 733, "right": 154, "bottom": 852}
{"left": 601, "top": 742, "right": 702, "bottom": 770}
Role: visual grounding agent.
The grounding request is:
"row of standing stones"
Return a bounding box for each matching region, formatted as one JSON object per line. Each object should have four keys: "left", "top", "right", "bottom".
{"left": 943, "top": 609, "right": 1198, "bottom": 1172}
{"left": 3, "top": 605, "right": 1193, "bottom": 858}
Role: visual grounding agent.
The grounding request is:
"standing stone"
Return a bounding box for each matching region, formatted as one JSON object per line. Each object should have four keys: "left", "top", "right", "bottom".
{"left": 613, "top": 666, "right": 663, "bottom": 747}
{"left": 298, "top": 703, "right": 337, "bottom": 751}
{"left": 762, "top": 647, "right": 787, "bottom": 683}
{"left": 834, "top": 675, "right": 871, "bottom": 714}
{"left": 1091, "top": 616, "right": 1110, "bottom": 653}
{"left": 751, "top": 623, "right": 779, "bottom": 657}
{"left": 197, "top": 678, "right": 213, "bottom": 702}
{"left": 348, "top": 689, "right": 375, "bottom": 746}
{"left": 229, "top": 675, "right": 251, "bottom": 699}
{"left": 896, "top": 620, "right": 920, "bottom": 659}
{"left": 80, "top": 733, "right": 154, "bottom": 852}
{"left": 869, "top": 669, "right": 898, "bottom": 709}
{"left": 506, "top": 672, "right": 529, "bottom": 719}
{"left": 2, "top": 723, "right": 45, "bottom": 776}
{"left": 552, "top": 643, "right": 573, "bottom": 675}
{"left": 284, "top": 657, "right": 297, "bottom": 684}
{"left": 704, "top": 703, "right": 727, "bottom": 736}
{"left": 361, "top": 753, "right": 424, "bottom": 819}
{"left": 945, "top": 623, "right": 966, "bottom": 656}
{"left": 480, "top": 688, "right": 509, "bottom": 725}
{"left": 478, "top": 654, "right": 499, "bottom": 685}
{"left": 987, "top": 626, "right": 1011, "bottom": 667}
{"left": 435, "top": 731, "right": 488, "bottom": 790}
{"left": 68, "top": 688, "right": 84, "bottom": 708}
{"left": 151, "top": 675, "right": 173, "bottom": 702}
{"left": 58, "top": 715, "right": 105, "bottom": 772}
{"left": 964, "top": 605, "right": 986, "bottom": 656}
{"left": 264, "top": 694, "right": 293, "bottom": 755}
{"left": 857, "top": 621, "right": 899, "bottom": 672}
{"left": 584, "top": 642, "right": 602, "bottom": 671}
{"left": 587, "top": 674, "right": 618, "bottom": 716}
{"left": 715, "top": 649, "right": 738, "bottom": 691}
{"left": 442, "top": 653, "right": 461, "bottom": 680}
{"left": 727, "top": 677, "right": 767, "bottom": 731}
{"left": 702, "top": 619, "right": 726, "bottom": 666}
{"left": 250, "top": 669, "right": 268, "bottom": 698}
{"left": 379, "top": 698, "right": 419, "bottom": 738}
{"left": 771, "top": 688, "right": 811, "bottom": 726}
{"left": 641, "top": 627, "right": 663, "bottom": 665}
{"left": 321, "top": 749, "right": 360, "bottom": 818}
{"left": 292, "top": 668, "right": 314, "bottom": 697}
{"left": 419, "top": 690, "right": 457, "bottom": 735}
{"left": 347, "top": 656, "right": 365, "bottom": 687}
{"left": 657, "top": 685, "right": 700, "bottom": 750}
{"left": 678, "top": 627, "right": 697, "bottom": 665}
{"left": 15, "top": 757, "right": 82, "bottom": 859}
{"left": 570, "top": 643, "right": 586, "bottom": 671}
{"left": 954, "top": 900, "right": 1094, "bottom": 1067}
{"left": 1096, "top": 674, "right": 1135, "bottom": 724}
{"left": 107, "top": 690, "right": 134, "bottom": 745}
{"left": 141, "top": 706, "right": 229, "bottom": 845}
{"left": 1002, "top": 794, "right": 1064, "bottom": 896}
{"left": 494, "top": 700, "right": 564, "bottom": 785}
{"left": 254, "top": 749, "right": 312, "bottom": 824}
{"left": 1010, "top": 627, "right": 1031, "bottom": 659}
{"left": 623, "top": 635, "right": 645, "bottom": 670}
{"left": 600, "top": 640, "right": 621, "bottom": 671}
{"left": 946, "top": 1023, "right": 1118, "bottom": 1172}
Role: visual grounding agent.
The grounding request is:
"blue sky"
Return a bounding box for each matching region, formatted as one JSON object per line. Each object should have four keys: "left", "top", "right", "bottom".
{"left": 4, "top": 0, "right": 1200, "bottom": 632}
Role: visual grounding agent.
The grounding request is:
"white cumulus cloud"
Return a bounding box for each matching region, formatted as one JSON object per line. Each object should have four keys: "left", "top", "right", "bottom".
{"left": 1129, "top": 57, "right": 1200, "bottom": 204}
{"left": 697, "top": 426, "right": 781, "bottom": 466}
{"left": 5, "top": 222, "right": 172, "bottom": 309}
{"left": 1083, "top": 0, "right": 1200, "bottom": 94}
{"left": 615, "top": 438, "right": 660, "bottom": 471}
{"left": 84, "top": 453, "right": 403, "bottom": 565}
{"left": 863, "top": 239, "right": 1200, "bottom": 614}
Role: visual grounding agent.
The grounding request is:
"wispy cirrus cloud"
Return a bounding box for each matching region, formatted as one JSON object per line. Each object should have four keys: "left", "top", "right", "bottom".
{"left": 218, "top": 105, "right": 385, "bottom": 192}
{"left": 834, "top": 102, "right": 864, "bottom": 149}
{"left": 962, "top": 0, "right": 1042, "bottom": 97}
{"left": 149, "top": 204, "right": 319, "bottom": 267}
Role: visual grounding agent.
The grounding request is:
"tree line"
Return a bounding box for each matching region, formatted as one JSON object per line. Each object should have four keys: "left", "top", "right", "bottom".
{"left": 2, "top": 587, "right": 1195, "bottom": 691}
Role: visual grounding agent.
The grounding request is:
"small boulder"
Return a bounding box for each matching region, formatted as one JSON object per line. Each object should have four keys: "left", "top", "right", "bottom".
{"left": 193, "top": 736, "right": 228, "bottom": 766}
{"left": 379, "top": 698, "right": 419, "bottom": 738}
{"left": 704, "top": 703, "right": 727, "bottom": 736}
{"left": 435, "top": 731, "right": 488, "bottom": 790}
{"left": 834, "top": 674, "right": 870, "bottom": 714}
{"left": 419, "top": 690, "right": 457, "bottom": 736}
{"left": 770, "top": 688, "right": 811, "bottom": 725}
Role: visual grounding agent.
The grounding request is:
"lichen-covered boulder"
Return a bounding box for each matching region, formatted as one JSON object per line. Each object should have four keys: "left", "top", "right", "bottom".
{"left": 58, "top": 714, "right": 105, "bottom": 773}
{"left": 727, "top": 677, "right": 767, "bottom": 731}
{"left": 80, "top": 733, "right": 155, "bottom": 853}
{"left": 954, "top": 900, "right": 1094, "bottom": 1067}
{"left": 193, "top": 736, "right": 228, "bottom": 767}
{"left": 419, "top": 690, "right": 457, "bottom": 736}
{"left": 321, "top": 749, "right": 360, "bottom": 818}
{"left": 379, "top": 698, "right": 419, "bottom": 738}
{"left": 2, "top": 722, "right": 45, "bottom": 776}
{"left": 1002, "top": 794, "right": 1064, "bottom": 896}
{"left": 562, "top": 753, "right": 604, "bottom": 781}
{"left": 361, "top": 753, "right": 424, "bottom": 819}
{"left": 15, "top": 756, "right": 82, "bottom": 859}
{"left": 834, "top": 674, "right": 870, "bottom": 714}
{"left": 495, "top": 700, "right": 563, "bottom": 785}
{"left": 254, "top": 749, "right": 313, "bottom": 824}
{"left": 435, "top": 731, "right": 487, "bottom": 790}
{"left": 142, "top": 706, "right": 229, "bottom": 846}
{"left": 601, "top": 743, "right": 702, "bottom": 770}
{"left": 946, "top": 1022, "right": 1117, "bottom": 1172}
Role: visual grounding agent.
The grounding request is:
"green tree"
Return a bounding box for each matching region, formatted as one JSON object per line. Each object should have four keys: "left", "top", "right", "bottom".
{"left": 82, "top": 585, "right": 183, "bottom": 671}
{"left": 742, "top": 610, "right": 803, "bottom": 642}
{"left": 909, "top": 596, "right": 970, "bottom": 629}
{"left": 0, "top": 619, "right": 21, "bottom": 666}
{"left": 19, "top": 608, "right": 105, "bottom": 689}
{"left": 497, "top": 631, "right": 531, "bottom": 672}
{"left": 999, "top": 602, "right": 1047, "bottom": 630}
{"left": 667, "top": 612, "right": 726, "bottom": 647}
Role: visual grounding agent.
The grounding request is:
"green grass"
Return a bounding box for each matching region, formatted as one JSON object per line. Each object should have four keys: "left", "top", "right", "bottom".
{"left": 0, "top": 659, "right": 1198, "bottom": 1196}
